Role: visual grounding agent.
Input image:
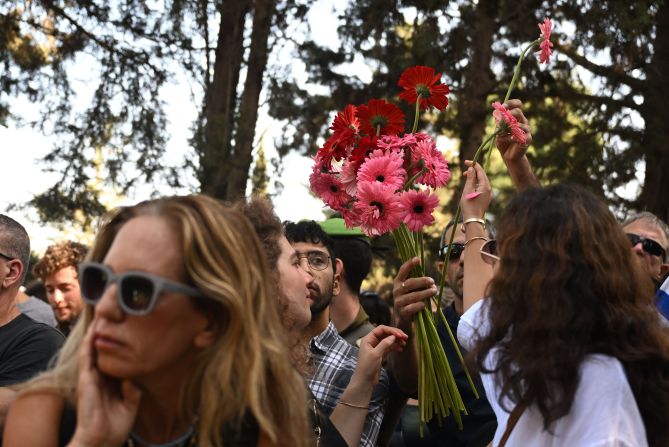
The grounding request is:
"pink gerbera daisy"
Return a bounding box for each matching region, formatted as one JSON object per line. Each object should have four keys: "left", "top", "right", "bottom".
{"left": 354, "top": 182, "right": 404, "bottom": 236}
{"left": 409, "top": 137, "right": 451, "bottom": 188}
{"left": 492, "top": 101, "right": 527, "bottom": 145}
{"left": 377, "top": 134, "right": 418, "bottom": 154}
{"left": 537, "top": 18, "right": 553, "bottom": 64}
{"left": 309, "top": 168, "right": 351, "bottom": 210}
{"left": 399, "top": 190, "right": 439, "bottom": 232}
{"left": 356, "top": 149, "right": 406, "bottom": 191}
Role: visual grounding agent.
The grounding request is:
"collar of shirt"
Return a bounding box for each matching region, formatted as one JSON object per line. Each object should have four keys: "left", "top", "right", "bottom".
{"left": 310, "top": 321, "right": 341, "bottom": 354}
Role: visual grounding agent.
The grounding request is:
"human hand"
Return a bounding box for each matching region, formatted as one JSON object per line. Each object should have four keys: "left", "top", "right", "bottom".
{"left": 495, "top": 99, "right": 532, "bottom": 162}
{"left": 393, "top": 257, "right": 437, "bottom": 329}
{"left": 461, "top": 160, "right": 492, "bottom": 220}
{"left": 355, "top": 325, "right": 408, "bottom": 386}
{"left": 68, "top": 326, "right": 142, "bottom": 447}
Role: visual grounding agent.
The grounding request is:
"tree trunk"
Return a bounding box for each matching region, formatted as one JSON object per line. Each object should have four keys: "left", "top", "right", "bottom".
{"left": 452, "top": 0, "right": 497, "bottom": 211}
{"left": 223, "top": 0, "right": 276, "bottom": 201}
{"left": 199, "top": 0, "right": 251, "bottom": 199}
{"left": 640, "top": 1, "right": 669, "bottom": 222}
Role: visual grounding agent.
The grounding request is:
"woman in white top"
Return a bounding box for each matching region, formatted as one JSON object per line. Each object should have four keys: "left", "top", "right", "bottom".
{"left": 456, "top": 161, "right": 669, "bottom": 446}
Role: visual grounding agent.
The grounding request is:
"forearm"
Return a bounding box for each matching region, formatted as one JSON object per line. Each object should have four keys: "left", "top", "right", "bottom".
{"left": 330, "top": 373, "right": 375, "bottom": 447}
{"left": 462, "top": 224, "right": 493, "bottom": 312}
{"left": 505, "top": 156, "right": 540, "bottom": 192}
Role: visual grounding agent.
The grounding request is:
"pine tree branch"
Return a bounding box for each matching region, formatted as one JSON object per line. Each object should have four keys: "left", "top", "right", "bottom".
{"left": 557, "top": 43, "right": 645, "bottom": 92}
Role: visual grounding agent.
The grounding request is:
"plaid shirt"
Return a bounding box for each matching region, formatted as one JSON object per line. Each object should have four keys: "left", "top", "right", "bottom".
{"left": 308, "top": 321, "right": 389, "bottom": 447}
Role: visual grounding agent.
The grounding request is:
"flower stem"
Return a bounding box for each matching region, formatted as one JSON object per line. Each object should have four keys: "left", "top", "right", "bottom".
{"left": 503, "top": 39, "right": 540, "bottom": 103}
{"left": 411, "top": 95, "right": 422, "bottom": 134}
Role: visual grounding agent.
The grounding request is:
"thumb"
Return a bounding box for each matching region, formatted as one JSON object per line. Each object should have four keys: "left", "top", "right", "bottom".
{"left": 373, "top": 335, "right": 397, "bottom": 359}
{"left": 463, "top": 166, "right": 477, "bottom": 193}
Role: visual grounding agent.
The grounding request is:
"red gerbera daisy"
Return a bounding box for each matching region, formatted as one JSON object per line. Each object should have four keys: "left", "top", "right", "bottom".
{"left": 398, "top": 66, "right": 450, "bottom": 111}
{"left": 316, "top": 137, "right": 348, "bottom": 169}
{"left": 356, "top": 99, "right": 405, "bottom": 136}
{"left": 329, "top": 104, "right": 360, "bottom": 149}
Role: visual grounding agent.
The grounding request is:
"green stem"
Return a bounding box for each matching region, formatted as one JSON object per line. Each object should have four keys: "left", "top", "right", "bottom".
{"left": 404, "top": 166, "right": 428, "bottom": 190}
{"left": 411, "top": 95, "right": 422, "bottom": 134}
{"left": 503, "top": 39, "right": 540, "bottom": 103}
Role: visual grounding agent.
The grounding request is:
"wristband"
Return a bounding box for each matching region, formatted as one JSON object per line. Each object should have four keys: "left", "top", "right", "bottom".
{"left": 461, "top": 218, "right": 486, "bottom": 233}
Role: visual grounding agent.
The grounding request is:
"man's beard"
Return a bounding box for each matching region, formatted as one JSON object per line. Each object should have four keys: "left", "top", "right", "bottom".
{"left": 309, "top": 283, "right": 333, "bottom": 316}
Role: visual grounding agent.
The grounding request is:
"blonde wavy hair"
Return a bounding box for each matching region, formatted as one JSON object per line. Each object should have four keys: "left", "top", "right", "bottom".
{"left": 23, "top": 195, "right": 312, "bottom": 447}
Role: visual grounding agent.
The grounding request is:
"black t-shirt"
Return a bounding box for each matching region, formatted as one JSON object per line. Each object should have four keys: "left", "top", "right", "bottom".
{"left": 427, "top": 302, "right": 497, "bottom": 447}
{"left": 0, "top": 313, "right": 65, "bottom": 386}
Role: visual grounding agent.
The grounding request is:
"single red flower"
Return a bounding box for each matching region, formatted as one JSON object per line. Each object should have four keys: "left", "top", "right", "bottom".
{"left": 316, "top": 137, "right": 348, "bottom": 168}
{"left": 329, "top": 104, "right": 360, "bottom": 149}
{"left": 398, "top": 66, "right": 450, "bottom": 111}
{"left": 356, "top": 99, "right": 405, "bottom": 136}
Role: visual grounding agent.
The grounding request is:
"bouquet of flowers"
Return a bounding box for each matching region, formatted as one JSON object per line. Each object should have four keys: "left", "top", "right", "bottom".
{"left": 309, "top": 17, "right": 554, "bottom": 430}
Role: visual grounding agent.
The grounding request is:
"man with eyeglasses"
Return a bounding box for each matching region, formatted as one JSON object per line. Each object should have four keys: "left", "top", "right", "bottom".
{"left": 284, "top": 220, "right": 390, "bottom": 447}
{"left": 0, "top": 215, "right": 64, "bottom": 427}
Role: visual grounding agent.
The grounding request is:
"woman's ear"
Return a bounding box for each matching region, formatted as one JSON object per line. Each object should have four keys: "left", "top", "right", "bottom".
{"left": 194, "top": 309, "right": 224, "bottom": 349}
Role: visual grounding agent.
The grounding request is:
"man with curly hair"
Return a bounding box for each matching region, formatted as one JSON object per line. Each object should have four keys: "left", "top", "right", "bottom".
{"left": 33, "top": 241, "right": 88, "bottom": 335}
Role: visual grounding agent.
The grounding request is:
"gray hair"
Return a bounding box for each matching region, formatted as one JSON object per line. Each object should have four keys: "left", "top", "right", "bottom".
{"left": 622, "top": 211, "right": 669, "bottom": 260}
{"left": 0, "top": 214, "right": 30, "bottom": 283}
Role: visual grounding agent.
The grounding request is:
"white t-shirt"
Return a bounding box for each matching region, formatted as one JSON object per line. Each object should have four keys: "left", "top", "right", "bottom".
{"left": 457, "top": 299, "right": 648, "bottom": 446}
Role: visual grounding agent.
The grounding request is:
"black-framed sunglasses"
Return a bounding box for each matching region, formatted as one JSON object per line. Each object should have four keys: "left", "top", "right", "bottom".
{"left": 0, "top": 251, "right": 15, "bottom": 260}
{"left": 297, "top": 251, "right": 331, "bottom": 271}
{"left": 480, "top": 239, "right": 499, "bottom": 265}
{"left": 439, "top": 243, "right": 465, "bottom": 261}
{"left": 79, "top": 262, "right": 206, "bottom": 316}
{"left": 626, "top": 233, "right": 667, "bottom": 259}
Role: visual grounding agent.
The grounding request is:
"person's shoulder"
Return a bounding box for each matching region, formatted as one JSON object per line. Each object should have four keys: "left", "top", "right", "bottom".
{"left": 14, "top": 314, "right": 65, "bottom": 343}
{"left": 4, "top": 391, "right": 65, "bottom": 447}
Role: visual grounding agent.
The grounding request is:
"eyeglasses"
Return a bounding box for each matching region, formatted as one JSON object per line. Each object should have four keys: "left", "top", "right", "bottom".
{"left": 480, "top": 239, "right": 499, "bottom": 265}
{"left": 297, "top": 251, "right": 331, "bottom": 271}
{"left": 626, "top": 233, "right": 667, "bottom": 259}
{"left": 78, "top": 262, "right": 206, "bottom": 316}
{"left": 439, "top": 243, "right": 465, "bottom": 261}
{"left": 0, "top": 251, "right": 15, "bottom": 260}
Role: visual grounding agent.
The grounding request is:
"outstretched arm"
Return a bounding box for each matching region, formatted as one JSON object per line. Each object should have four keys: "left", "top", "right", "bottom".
{"left": 496, "top": 99, "right": 540, "bottom": 192}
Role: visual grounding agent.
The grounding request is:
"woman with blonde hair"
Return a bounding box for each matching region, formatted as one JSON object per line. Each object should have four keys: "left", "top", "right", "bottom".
{"left": 4, "top": 195, "right": 312, "bottom": 447}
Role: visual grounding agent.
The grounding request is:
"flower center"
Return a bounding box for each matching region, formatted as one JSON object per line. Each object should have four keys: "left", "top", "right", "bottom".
{"left": 329, "top": 184, "right": 339, "bottom": 193}
{"left": 415, "top": 84, "right": 431, "bottom": 98}
{"left": 370, "top": 115, "right": 388, "bottom": 129}
{"left": 376, "top": 175, "right": 385, "bottom": 182}
{"left": 413, "top": 204, "right": 424, "bottom": 214}
{"left": 370, "top": 201, "right": 385, "bottom": 213}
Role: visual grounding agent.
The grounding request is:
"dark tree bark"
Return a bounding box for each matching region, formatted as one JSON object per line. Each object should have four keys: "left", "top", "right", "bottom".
{"left": 224, "top": 0, "right": 276, "bottom": 201}
{"left": 640, "top": 1, "right": 669, "bottom": 222}
{"left": 200, "top": 0, "right": 251, "bottom": 199}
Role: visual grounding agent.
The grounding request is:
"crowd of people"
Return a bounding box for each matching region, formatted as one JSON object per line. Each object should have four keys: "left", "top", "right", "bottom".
{"left": 0, "top": 101, "right": 668, "bottom": 446}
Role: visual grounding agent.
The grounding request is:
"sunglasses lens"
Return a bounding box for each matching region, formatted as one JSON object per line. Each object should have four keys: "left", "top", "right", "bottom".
{"left": 643, "top": 239, "right": 664, "bottom": 257}
{"left": 81, "top": 265, "right": 109, "bottom": 303}
{"left": 442, "top": 243, "right": 465, "bottom": 260}
{"left": 121, "top": 276, "right": 155, "bottom": 312}
{"left": 481, "top": 240, "right": 497, "bottom": 256}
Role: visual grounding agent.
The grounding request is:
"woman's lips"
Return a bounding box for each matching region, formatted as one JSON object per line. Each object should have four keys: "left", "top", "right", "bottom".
{"left": 93, "top": 333, "right": 125, "bottom": 350}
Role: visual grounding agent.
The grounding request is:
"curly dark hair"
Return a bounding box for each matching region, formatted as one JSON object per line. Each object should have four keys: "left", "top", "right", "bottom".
{"left": 234, "top": 198, "right": 283, "bottom": 271}
{"left": 471, "top": 184, "right": 669, "bottom": 445}
{"left": 283, "top": 220, "right": 337, "bottom": 268}
{"left": 32, "top": 240, "right": 88, "bottom": 280}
